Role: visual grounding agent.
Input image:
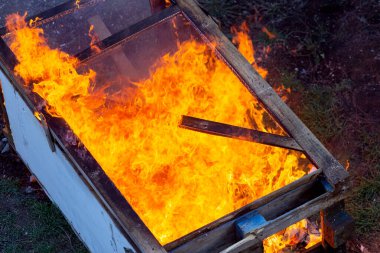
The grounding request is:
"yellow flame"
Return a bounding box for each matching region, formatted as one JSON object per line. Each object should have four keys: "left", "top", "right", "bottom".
{"left": 165, "top": 0, "right": 171, "bottom": 7}
{"left": 264, "top": 219, "right": 321, "bottom": 252}
{"left": 33, "top": 111, "right": 42, "bottom": 121}
{"left": 6, "top": 14, "right": 316, "bottom": 247}
{"left": 28, "top": 16, "right": 42, "bottom": 27}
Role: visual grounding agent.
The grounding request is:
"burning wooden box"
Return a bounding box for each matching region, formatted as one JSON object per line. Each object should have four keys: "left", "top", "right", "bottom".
{"left": 0, "top": 0, "right": 353, "bottom": 252}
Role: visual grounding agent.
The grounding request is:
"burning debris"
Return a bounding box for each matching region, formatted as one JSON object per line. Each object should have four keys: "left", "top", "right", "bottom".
{"left": 5, "top": 12, "right": 319, "bottom": 248}
{"left": 264, "top": 219, "right": 321, "bottom": 252}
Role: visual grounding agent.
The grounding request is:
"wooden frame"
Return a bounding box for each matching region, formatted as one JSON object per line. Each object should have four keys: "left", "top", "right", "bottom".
{"left": 180, "top": 115, "right": 303, "bottom": 151}
{"left": 0, "top": 0, "right": 350, "bottom": 252}
{"left": 174, "top": 0, "right": 348, "bottom": 187}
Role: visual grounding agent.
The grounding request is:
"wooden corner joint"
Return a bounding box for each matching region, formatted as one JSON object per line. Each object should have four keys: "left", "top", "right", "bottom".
{"left": 322, "top": 161, "right": 350, "bottom": 190}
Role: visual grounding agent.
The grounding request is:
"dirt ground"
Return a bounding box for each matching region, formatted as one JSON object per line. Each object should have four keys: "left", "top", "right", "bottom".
{"left": 0, "top": 0, "right": 380, "bottom": 252}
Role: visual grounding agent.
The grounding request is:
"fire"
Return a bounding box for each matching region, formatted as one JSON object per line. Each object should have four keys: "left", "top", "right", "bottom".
{"left": 88, "top": 25, "right": 101, "bottom": 53}
{"left": 261, "top": 27, "right": 276, "bottom": 40}
{"left": 165, "top": 0, "right": 172, "bottom": 7}
{"left": 232, "top": 22, "right": 268, "bottom": 79}
{"left": 28, "top": 16, "right": 41, "bottom": 27}
{"left": 6, "top": 14, "right": 316, "bottom": 247}
{"left": 264, "top": 219, "right": 321, "bottom": 252}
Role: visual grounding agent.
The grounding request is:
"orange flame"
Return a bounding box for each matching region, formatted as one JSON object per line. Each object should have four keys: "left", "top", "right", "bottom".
{"left": 232, "top": 21, "right": 268, "bottom": 78}
{"left": 345, "top": 160, "right": 350, "bottom": 171}
{"left": 6, "top": 15, "right": 315, "bottom": 246}
{"left": 28, "top": 16, "right": 42, "bottom": 27}
{"left": 261, "top": 27, "right": 276, "bottom": 40}
{"left": 88, "top": 24, "right": 101, "bottom": 53}
{"left": 165, "top": 0, "right": 172, "bottom": 7}
{"left": 264, "top": 219, "right": 321, "bottom": 252}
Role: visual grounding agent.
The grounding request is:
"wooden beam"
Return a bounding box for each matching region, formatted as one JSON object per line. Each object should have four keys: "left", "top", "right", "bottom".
{"left": 166, "top": 170, "right": 321, "bottom": 251}
{"left": 219, "top": 190, "right": 349, "bottom": 253}
{"left": 175, "top": 0, "right": 349, "bottom": 186}
{"left": 219, "top": 234, "right": 260, "bottom": 253}
{"left": 0, "top": 40, "right": 168, "bottom": 253}
{"left": 168, "top": 175, "right": 347, "bottom": 253}
{"left": 180, "top": 115, "right": 303, "bottom": 151}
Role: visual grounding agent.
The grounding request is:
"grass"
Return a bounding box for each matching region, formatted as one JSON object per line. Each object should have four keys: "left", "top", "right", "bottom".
{"left": 0, "top": 177, "right": 88, "bottom": 253}
{"left": 199, "top": 0, "right": 380, "bottom": 247}
{"left": 347, "top": 131, "right": 380, "bottom": 236}
{"left": 348, "top": 173, "right": 380, "bottom": 235}
{"left": 277, "top": 71, "right": 352, "bottom": 143}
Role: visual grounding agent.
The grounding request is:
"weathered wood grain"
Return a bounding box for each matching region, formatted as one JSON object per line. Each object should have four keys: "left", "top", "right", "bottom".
{"left": 180, "top": 115, "right": 303, "bottom": 151}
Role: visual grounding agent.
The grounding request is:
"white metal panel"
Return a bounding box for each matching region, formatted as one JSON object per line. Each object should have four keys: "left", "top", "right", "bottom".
{"left": 0, "top": 71, "right": 136, "bottom": 253}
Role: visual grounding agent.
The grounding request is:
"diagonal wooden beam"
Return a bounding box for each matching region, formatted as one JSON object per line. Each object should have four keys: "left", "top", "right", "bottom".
{"left": 179, "top": 115, "right": 304, "bottom": 152}
{"left": 175, "top": 0, "right": 349, "bottom": 185}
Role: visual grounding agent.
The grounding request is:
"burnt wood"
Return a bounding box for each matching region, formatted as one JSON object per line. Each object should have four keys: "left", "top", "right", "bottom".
{"left": 218, "top": 190, "right": 348, "bottom": 253}
{"left": 168, "top": 175, "right": 348, "bottom": 253}
{"left": 180, "top": 115, "right": 303, "bottom": 151}
{"left": 175, "top": 0, "right": 349, "bottom": 186}
{"left": 167, "top": 172, "right": 322, "bottom": 252}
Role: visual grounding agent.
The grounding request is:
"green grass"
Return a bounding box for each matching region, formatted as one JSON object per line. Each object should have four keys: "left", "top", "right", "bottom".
{"left": 280, "top": 74, "right": 350, "bottom": 143}
{"left": 0, "top": 178, "right": 88, "bottom": 253}
{"left": 347, "top": 173, "right": 380, "bottom": 235}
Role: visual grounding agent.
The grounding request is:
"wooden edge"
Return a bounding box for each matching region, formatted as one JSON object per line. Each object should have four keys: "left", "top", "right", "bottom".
{"left": 0, "top": 55, "right": 166, "bottom": 253}
{"left": 180, "top": 115, "right": 304, "bottom": 151}
{"left": 165, "top": 170, "right": 321, "bottom": 250}
{"left": 219, "top": 234, "right": 259, "bottom": 253}
{"left": 49, "top": 130, "right": 167, "bottom": 253}
{"left": 175, "top": 0, "right": 349, "bottom": 186}
{"left": 219, "top": 189, "right": 349, "bottom": 252}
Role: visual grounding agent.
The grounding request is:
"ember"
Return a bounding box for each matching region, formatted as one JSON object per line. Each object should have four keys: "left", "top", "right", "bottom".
{"left": 6, "top": 13, "right": 316, "bottom": 247}
{"left": 264, "top": 219, "right": 321, "bottom": 252}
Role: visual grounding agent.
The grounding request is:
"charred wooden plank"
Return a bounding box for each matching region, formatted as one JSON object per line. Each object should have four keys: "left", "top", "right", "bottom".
{"left": 0, "top": 80, "right": 15, "bottom": 149}
{"left": 175, "top": 0, "right": 349, "bottom": 186}
{"left": 167, "top": 172, "right": 323, "bottom": 252}
{"left": 180, "top": 115, "right": 303, "bottom": 151}
{"left": 166, "top": 170, "right": 321, "bottom": 251}
{"left": 217, "top": 190, "right": 348, "bottom": 253}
